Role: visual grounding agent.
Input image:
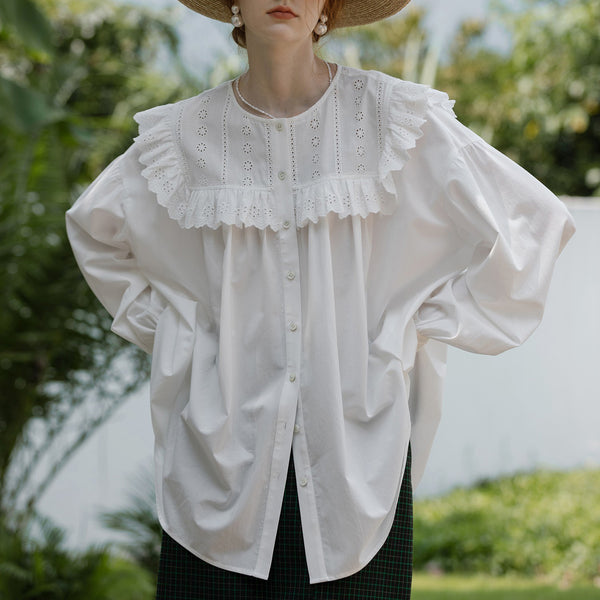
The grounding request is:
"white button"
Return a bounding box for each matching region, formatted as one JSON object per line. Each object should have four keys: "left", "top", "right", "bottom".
{"left": 289, "top": 322, "right": 298, "bottom": 332}
{"left": 282, "top": 220, "right": 291, "bottom": 229}
{"left": 287, "top": 271, "right": 296, "bottom": 280}
{"left": 275, "top": 122, "right": 283, "bottom": 131}
{"left": 299, "top": 477, "right": 308, "bottom": 487}
{"left": 278, "top": 171, "right": 287, "bottom": 181}
{"left": 289, "top": 374, "right": 296, "bottom": 382}
{"left": 294, "top": 424, "right": 300, "bottom": 434}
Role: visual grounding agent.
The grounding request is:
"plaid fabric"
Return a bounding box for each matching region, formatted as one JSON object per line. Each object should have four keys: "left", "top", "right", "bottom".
{"left": 155, "top": 444, "right": 413, "bottom": 599}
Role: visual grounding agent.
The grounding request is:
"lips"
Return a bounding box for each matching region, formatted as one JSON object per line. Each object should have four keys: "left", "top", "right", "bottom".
{"left": 267, "top": 5, "right": 297, "bottom": 17}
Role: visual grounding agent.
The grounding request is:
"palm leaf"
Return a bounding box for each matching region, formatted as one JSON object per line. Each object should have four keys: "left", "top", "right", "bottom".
{"left": 0, "top": 0, "right": 53, "bottom": 54}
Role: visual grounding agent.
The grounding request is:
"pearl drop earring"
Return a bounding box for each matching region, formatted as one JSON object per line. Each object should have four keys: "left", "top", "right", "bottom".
{"left": 231, "top": 5, "right": 243, "bottom": 27}
{"left": 314, "top": 13, "right": 328, "bottom": 36}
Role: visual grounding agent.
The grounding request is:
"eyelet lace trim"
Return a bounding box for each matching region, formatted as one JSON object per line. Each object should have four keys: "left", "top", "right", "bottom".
{"left": 379, "top": 80, "right": 456, "bottom": 194}
{"left": 295, "top": 176, "right": 397, "bottom": 227}
{"left": 133, "top": 78, "right": 456, "bottom": 231}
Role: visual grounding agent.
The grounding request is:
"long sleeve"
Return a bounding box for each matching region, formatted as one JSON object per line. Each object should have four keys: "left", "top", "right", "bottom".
{"left": 66, "top": 155, "right": 166, "bottom": 354}
{"left": 413, "top": 134, "right": 576, "bottom": 355}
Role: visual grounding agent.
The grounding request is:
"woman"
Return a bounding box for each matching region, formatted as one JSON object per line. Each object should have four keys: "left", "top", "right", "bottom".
{"left": 66, "top": 0, "right": 576, "bottom": 598}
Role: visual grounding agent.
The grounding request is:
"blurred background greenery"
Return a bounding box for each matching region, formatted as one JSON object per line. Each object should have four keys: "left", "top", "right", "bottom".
{"left": 0, "top": 0, "right": 598, "bottom": 597}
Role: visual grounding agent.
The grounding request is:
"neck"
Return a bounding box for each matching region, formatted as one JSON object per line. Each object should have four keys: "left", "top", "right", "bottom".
{"left": 235, "top": 37, "right": 334, "bottom": 118}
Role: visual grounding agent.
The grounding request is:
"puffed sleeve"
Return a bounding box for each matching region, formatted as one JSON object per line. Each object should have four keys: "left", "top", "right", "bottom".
{"left": 413, "top": 115, "right": 576, "bottom": 355}
{"left": 66, "top": 155, "right": 166, "bottom": 354}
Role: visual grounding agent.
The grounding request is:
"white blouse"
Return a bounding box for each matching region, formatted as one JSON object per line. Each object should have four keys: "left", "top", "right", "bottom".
{"left": 66, "top": 64, "right": 576, "bottom": 583}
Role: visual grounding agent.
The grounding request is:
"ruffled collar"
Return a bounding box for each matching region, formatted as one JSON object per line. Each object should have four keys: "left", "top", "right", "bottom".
{"left": 133, "top": 67, "right": 455, "bottom": 231}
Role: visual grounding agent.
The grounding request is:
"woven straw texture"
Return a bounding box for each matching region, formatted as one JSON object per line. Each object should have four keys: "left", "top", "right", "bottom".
{"left": 176, "top": 0, "right": 411, "bottom": 28}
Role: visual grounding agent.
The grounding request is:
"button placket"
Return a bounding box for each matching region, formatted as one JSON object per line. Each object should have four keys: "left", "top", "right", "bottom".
{"left": 270, "top": 118, "right": 301, "bottom": 394}
{"left": 271, "top": 118, "right": 306, "bottom": 480}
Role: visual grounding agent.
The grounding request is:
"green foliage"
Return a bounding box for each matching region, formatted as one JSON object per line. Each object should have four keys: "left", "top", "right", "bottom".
{"left": 330, "top": 8, "right": 440, "bottom": 86}
{"left": 0, "top": 514, "right": 154, "bottom": 599}
{"left": 0, "top": 77, "right": 66, "bottom": 132}
{"left": 438, "top": 0, "right": 600, "bottom": 197}
{"left": 337, "top": 0, "right": 599, "bottom": 197}
{"left": 414, "top": 469, "right": 600, "bottom": 584}
{"left": 98, "top": 463, "right": 162, "bottom": 574}
{"left": 0, "top": 0, "right": 198, "bottom": 525}
{"left": 0, "top": 0, "right": 54, "bottom": 53}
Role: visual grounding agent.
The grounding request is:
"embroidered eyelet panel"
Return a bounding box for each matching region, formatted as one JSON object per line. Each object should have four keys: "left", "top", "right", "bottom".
{"left": 133, "top": 66, "right": 456, "bottom": 231}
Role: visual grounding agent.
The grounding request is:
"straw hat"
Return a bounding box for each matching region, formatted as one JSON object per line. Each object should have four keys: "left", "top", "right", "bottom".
{"left": 176, "top": 0, "right": 412, "bottom": 28}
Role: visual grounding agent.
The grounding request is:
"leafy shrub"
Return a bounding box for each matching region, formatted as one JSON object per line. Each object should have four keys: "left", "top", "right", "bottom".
{"left": 0, "top": 513, "right": 155, "bottom": 599}
{"left": 414, "top": 469, "right": 600, "bottom": 583}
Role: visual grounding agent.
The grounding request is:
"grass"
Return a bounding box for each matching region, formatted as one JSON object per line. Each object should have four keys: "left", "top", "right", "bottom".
{"left": 412, "top": 573, "right": 600, "bottom": 599}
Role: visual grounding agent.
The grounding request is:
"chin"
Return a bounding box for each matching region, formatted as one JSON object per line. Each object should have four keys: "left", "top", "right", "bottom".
{"left": 255, "top": 25, "right": 308, "bottom": 45}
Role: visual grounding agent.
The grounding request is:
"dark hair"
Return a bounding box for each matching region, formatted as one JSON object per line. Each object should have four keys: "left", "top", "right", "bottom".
{"left": 225, "top": 0, "right": 346, "bottom": 49}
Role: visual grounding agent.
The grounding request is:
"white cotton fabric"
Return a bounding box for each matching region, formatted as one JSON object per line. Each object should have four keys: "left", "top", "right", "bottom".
{"left": 65, "top": 65, "right": 576, "bottom": 583}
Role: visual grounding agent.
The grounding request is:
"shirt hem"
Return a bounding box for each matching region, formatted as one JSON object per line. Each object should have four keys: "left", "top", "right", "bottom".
{"left": 307, "top": 437, "right": 411, "bottom": 584}
{"left": 157, "top": 516, "right": 271, "bottom": 581}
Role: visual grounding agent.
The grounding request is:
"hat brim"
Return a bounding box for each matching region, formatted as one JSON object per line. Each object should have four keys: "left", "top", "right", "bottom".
{"left": 176, "top": 0, "right": 411, "bottom": 28}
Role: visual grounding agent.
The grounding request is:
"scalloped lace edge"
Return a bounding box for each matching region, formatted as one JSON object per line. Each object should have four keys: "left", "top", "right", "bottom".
{"left": 379, "top": 81, "right": 456, "bottom": 194}
{"left": 133, "top": 81, "right": 456, "bottom": 231}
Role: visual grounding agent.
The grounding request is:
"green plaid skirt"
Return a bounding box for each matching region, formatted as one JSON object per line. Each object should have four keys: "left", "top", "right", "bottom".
{"left": 155, "top": 444, "right": 412, "bottom": 599}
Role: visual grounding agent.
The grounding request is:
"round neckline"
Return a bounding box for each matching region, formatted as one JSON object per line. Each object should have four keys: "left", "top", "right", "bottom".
{"left": 228, "top": 63, "right": 343, "bottom": 124}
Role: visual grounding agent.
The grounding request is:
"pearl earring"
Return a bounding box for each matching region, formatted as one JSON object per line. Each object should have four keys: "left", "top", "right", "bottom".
{"left": 314, "top": 13, "right": 328, "bottom": 36}
{"left": 231, "top": 5, "right": 243, "bottom": 27}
